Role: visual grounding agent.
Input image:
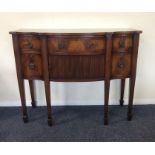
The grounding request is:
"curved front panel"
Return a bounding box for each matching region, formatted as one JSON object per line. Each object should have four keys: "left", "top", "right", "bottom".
{"left": 49, "top": 55, "right": 105, "bottom": 81}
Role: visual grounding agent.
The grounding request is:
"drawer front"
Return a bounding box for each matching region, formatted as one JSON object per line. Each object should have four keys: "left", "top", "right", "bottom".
{"left": 48, "top": 37, "right": 105, "bottom": 55}
{"left": 49, "top": 55, "right": 105, "bottom": 81}
{"left": 113, "top": 35, "right": 133, "bottom": 52}
{"left": 21, "top": 53, "right": 43, "bottom": 79}
{"left": 111, "top": 53, "right": 131, "bottom": 78}
{"left": 19, "top": 35, "right": 41, "bottom": 51}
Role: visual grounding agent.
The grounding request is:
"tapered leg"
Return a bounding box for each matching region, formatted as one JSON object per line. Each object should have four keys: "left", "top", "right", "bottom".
{"left": 104, "top": 80, "right": 110, "bottom": 125}
{"left": 128, "top": 77, "right": 136, "bottom": 121}
{"left": 41, "top": 36, "right": 53, "bottom": 126}
{"left": 29, "top": 80, "right": 36, "bottom": 108}
{"left": 44, "top": 81, "right": 53, "bottom": 126}
{"left": 120, "top": 79, "right": 125, "bottom": 106}
{"left": 17, "top": 78, "right": 28, "bottom": 123}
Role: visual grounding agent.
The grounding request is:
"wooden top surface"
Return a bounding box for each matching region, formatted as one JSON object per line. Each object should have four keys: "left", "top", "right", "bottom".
{"left": 9, "top": 28, "right": 142, "bottom": 35}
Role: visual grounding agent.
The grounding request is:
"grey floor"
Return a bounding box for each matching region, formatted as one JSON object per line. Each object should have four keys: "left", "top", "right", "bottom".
{"left": 0, "top": 105, "right": 155, "bottom": 142}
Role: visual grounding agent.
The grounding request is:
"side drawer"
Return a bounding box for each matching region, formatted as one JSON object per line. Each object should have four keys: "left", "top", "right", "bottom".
{"left": 21, "top": 53, "right": 43, "bottom": 79}
{"left": 113, "top": 34, "right": 133, "bottom": 52}
{"left": 111, "top": 53, "right": 131, "bottom": 78}
{"left": 19, "top": 35, "right": 41, "bottom": 51}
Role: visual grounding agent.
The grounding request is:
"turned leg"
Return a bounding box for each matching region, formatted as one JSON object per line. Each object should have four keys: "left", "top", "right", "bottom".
{"left": 29, "top": 80, "right": 36, "bottom": 108}
{"left": 127, "top": 77, "right": 136, "bottom": 121}
{"left": 120, "top": 79, "right": 125, "bottom": 106}
{"left": 104, "top": 80, "right": 110, "bottom": 125}
{"left": 17, "top": 78, "right": 28, "bottom": 123}
{"left": 44, "top": 81, "right": 53, "bottom": 126}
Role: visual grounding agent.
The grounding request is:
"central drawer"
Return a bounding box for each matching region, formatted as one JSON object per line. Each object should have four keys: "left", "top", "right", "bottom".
{"left": 47, "top": 36, "right": 105, "bottom": 55}
{"left": 49, "top": 55, "right": 105, "bottom": 81}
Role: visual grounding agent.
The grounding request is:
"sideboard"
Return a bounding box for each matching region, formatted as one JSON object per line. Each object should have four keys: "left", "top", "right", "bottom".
{"left": 10, "top": 29, "right": 142, "bottom": 126}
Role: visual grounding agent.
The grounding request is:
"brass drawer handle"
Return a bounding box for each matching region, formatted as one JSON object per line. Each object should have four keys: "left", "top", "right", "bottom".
{"left": 28, "top": 54, "right": 35, "bottom": 70}
{"left": 58, "top": 41, "right": 65, "bottom": 49}
{"left": 86, "top": 40, "right": 96, "bottom": 49}
{"left": 117, "top": 63, "right": 124, "bottom": 69}
{"left": 29, "top": 63, "right": 36, "bottom": 70}
{"left": 23, "top": 40, "right": 33, "bottom": 49}
{"left": 119, "top": 38, "right": 125, "bottom": 48}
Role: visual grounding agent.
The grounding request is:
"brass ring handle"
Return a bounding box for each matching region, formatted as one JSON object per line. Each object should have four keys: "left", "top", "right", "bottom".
{"left": 58, "top": 41, "right": 65, "bottom": 49}
{"left": 119, "top": 39, "right": 125, "bottom": 48}
{"left": 86, "top": 41, "right": 96, "bottom": 49}
{"left": 117, "top": 63, "right": 124, "bottom": 69}
{"left": 29, "top": 63, "right": 36, "bottom": 70}
{"left": 23, "top": 40, "right": 33, "bottom": 49}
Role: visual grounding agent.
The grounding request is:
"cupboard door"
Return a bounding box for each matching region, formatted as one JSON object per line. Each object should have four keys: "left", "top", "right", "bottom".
{"left": 49, "top": 55, "right": 105, "bottom": 81}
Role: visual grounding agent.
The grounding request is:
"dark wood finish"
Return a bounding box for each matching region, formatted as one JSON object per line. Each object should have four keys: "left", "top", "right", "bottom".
{"left": 21, "top": 53, "right": 43, "bottom": 79}
{"left": 10, "top": 29, "right": 142, "bottom": 126}
{"left": 111, "top": 53, "right": 131, "bottom": 78}
{"left": 49, "top": 55, "right": 105, "bottom": 81}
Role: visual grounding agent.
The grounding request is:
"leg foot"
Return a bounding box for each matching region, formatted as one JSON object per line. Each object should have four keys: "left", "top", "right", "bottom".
{"left": 127, "top": 114, "right": 132, "bottom": 121}
{"left": 120, "top": 99, "right": 124, "bottom": 107}
{"left": 29, "top": 80, "right": 37, "bottom": 108}
{"left": 104, "top": 119, "right": 108, "bottom": 125}
{"left": 48, "top": 118, "right": 53, "bottom": 126}
{"left": 31, "top": 101, "right": 36, "bottom": 108}
{"left": 23, "top": 115, "right": 29, "bottom": 123}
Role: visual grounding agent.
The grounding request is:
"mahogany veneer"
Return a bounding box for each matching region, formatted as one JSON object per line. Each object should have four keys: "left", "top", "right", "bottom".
{"left": 10, "top": 29, "right": 142, "bottom": 126}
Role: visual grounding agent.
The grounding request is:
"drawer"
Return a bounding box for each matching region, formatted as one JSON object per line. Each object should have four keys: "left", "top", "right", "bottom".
{"left": 49, "top": 55, "right": 105, "bottom": 81}
{"left": 111, "top": 53, "right": 131, "bottom": 78}
{"left": 19, "top": 35, "right": 41, "bottom": 51}
{"left": 48, "top": 37, "right": 105, "bottom": 55}
{"left": 113, "top": 35, "right": 133, "bottom": 52}
{"left": 21, "top": 53, "right": 43, "bottom": 79}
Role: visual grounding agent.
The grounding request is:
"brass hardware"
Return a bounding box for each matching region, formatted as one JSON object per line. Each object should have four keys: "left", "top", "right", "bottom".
{"left": 117, "top": 53, "right": 125, "bottom": 69}
{"left": 119, "top": 38, "right": 125, "bottom": 48}
{"left": 29, "top": 54, "right": 35, "bottom": 70}
{"left": 86, "top": 41, "right": 96, "bottom": 49}
{"left": 29, "top": 63, "right": 36, "bottom": 70}
{"left": 58, "top": 41, "right": 65, "bottom": 49}
{"left": 23, "top": 39, "right": 33, "bottom": 49}
{"left": 117, "top": 63, "right": 124, "bottom": 69}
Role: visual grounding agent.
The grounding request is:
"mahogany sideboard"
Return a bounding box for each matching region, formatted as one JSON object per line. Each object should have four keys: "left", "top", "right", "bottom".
{"left": 10, "top": 29, "right": 142, "bottom": 126}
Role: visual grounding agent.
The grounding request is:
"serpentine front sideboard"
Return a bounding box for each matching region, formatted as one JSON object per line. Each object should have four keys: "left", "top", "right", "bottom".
{"left": 10, "top": 29, "right": 142, "bottom": 126}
